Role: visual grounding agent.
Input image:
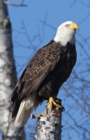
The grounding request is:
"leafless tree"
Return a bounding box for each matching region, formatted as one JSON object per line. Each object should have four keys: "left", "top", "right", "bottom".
{"left": 0, "top": 1, "right": 25, "bottom": 140}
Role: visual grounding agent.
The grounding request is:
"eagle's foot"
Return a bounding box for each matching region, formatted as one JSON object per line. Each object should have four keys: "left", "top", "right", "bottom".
{"left": 46, "top": 97, "right": 64, "bottom": 110}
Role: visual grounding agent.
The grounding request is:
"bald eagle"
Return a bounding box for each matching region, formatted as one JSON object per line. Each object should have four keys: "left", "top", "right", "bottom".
{"left": 11, "top": 21, "right": 78, "bottom": 127}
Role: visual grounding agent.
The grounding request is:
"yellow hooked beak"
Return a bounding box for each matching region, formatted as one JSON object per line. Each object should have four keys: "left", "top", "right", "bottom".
{"left": 68, "top": 23, "right": 78, "bottom": 30}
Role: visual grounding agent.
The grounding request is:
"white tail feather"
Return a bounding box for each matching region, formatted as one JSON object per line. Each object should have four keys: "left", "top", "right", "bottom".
{"left": 14, "top": 98, "right": 35, "bottom": 128}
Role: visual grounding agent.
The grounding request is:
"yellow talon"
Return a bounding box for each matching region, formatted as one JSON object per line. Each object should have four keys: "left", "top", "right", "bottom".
{"left": 47, "top": 97, "right": 63, "bottom": 109}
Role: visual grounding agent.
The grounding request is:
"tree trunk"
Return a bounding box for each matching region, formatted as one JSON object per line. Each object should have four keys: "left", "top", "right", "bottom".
{"left": 30, "top": 100, "right": 64, "bottom": 140}
{"left": 0, "top": 1, "right": 25, "bottom": 139}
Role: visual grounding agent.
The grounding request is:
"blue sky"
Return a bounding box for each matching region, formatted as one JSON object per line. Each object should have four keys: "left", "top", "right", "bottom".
{"left": 8, "top": 0, "right": 90, "bottom": 139}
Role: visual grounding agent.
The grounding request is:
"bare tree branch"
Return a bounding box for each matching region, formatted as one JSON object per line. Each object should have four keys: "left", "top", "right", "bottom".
{"left": 81, "top": 0, "right": 90, "bottom": 9}
{"left": 70, "top": 0, "right": 77, "bottom": 8}
{"left": 3, "top": 0, "right": 27, "bottom": 7}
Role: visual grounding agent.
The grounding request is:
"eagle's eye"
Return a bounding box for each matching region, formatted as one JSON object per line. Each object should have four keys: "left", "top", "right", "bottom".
{"left": 65, "top": 24, "right": 70, "bottom": 27}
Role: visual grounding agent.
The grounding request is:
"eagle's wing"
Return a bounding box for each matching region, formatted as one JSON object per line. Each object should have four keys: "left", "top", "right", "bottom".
{"left": 12, "top": 41, "right": 61, "bottom": 102}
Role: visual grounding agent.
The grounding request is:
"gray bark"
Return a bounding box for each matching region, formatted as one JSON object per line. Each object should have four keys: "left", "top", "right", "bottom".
{"left": 0, "top": 1, "right": 25, "bottom": 139}
{"left": 30, "top": 100, "right": 64, "bottom": 140}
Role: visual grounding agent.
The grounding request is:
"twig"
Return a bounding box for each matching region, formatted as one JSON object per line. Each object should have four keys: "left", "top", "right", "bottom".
{"left": 3, "top": 0, "right": 27, "bottom": 7}
{"left": 70, "top": 0, "right": 77, "bottom": 8}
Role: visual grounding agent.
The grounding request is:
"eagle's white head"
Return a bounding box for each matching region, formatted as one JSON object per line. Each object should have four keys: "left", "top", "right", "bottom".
{"left": 54, "top": 21, "right": 78, "bottom": 46}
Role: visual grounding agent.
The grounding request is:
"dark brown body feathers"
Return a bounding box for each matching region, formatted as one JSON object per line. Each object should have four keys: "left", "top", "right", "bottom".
{"left": 12, "top": 40, "right": 76, "bottom": 118}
